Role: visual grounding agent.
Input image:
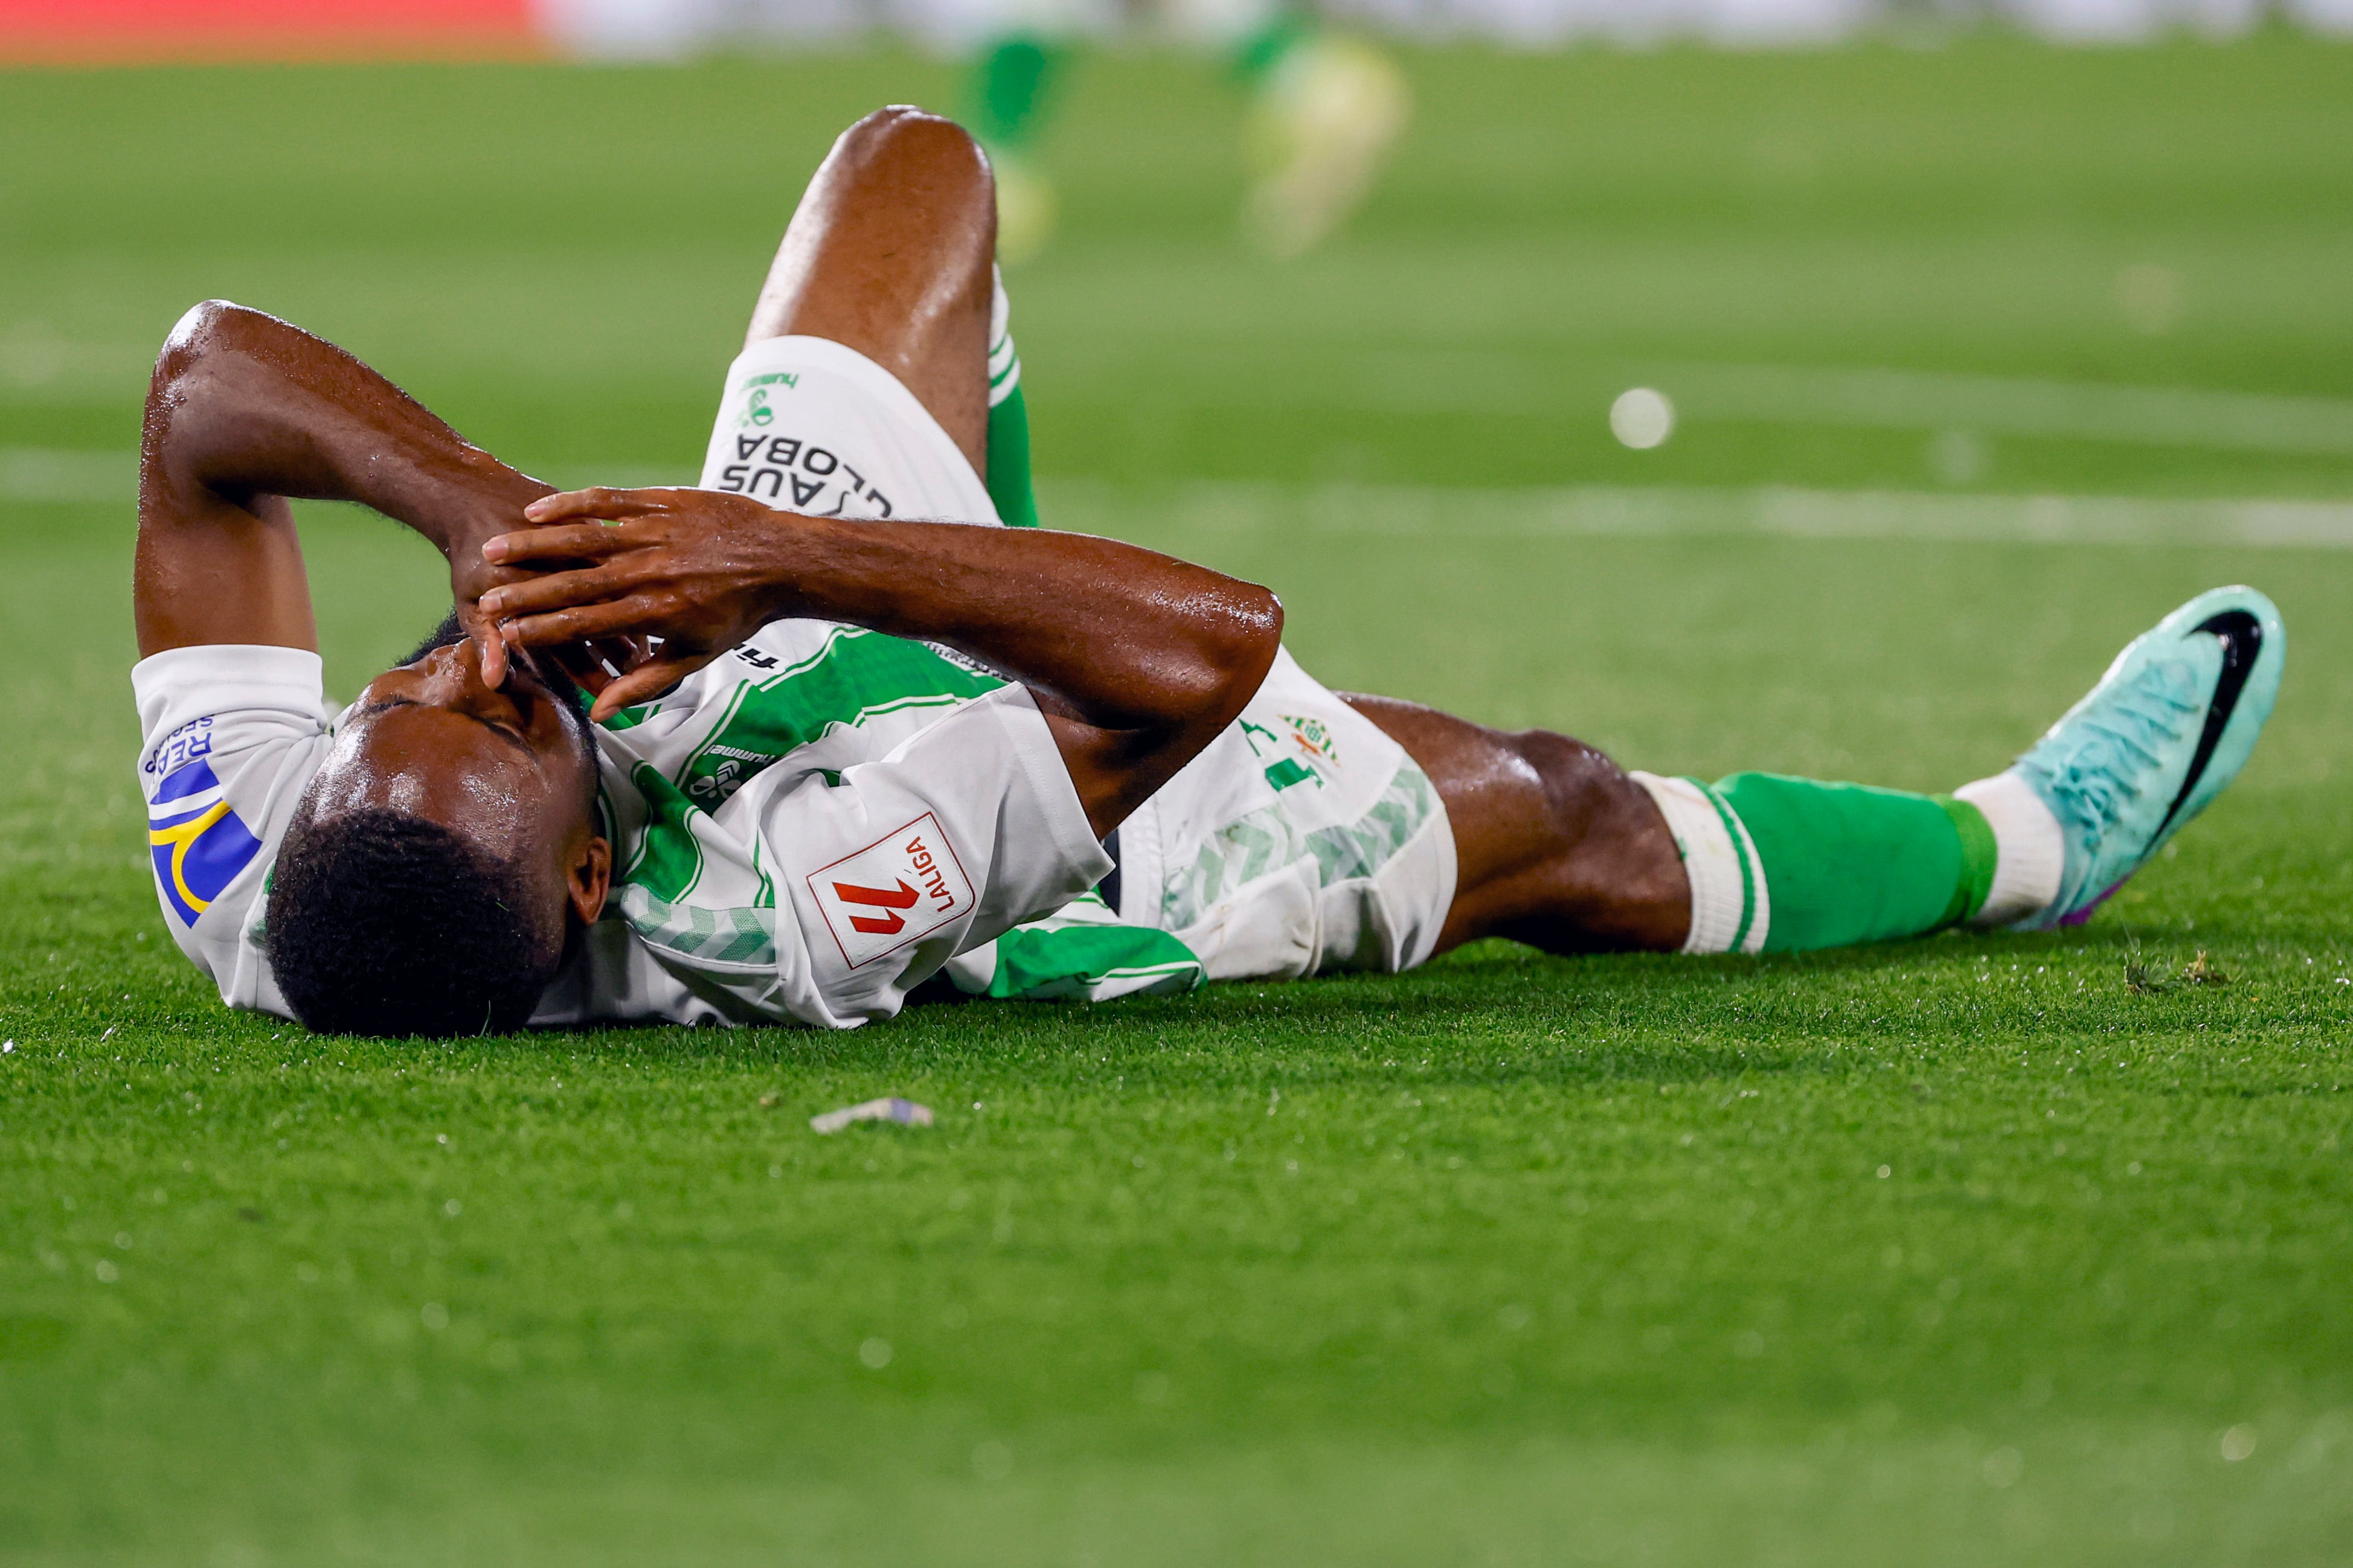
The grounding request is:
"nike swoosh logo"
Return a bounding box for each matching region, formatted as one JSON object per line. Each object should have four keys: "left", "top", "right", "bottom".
{"left": 2153, "top": 609, "right": 2264, "bottom": 839}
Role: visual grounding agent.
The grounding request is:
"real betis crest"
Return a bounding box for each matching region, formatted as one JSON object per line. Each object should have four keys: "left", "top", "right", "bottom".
{"left": 1238, "top": 712, "right": 1334, "bottom": 794}
{"left": 1279, "top": 713, "right": 1340, "bottom": 767}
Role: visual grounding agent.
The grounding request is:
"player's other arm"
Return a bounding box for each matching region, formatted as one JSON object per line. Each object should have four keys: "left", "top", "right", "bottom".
{"left": 135, "top": 299, "right": 550, "bottom": 675}
{"left": 480, "top": 490, "right": 1284, "bottom": 837}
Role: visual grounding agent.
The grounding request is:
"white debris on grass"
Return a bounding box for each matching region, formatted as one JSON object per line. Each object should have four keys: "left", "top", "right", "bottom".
{"left": 810, "top": 1097, "right": 934, "bottom": 1135}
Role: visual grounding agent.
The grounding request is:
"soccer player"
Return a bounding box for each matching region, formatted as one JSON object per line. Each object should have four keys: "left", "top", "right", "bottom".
{"left": 133, "top": 107, "right": 2284, "bottom": 1038}
{"left": 959, "top": 2, "right": 1410, "bottom": 262}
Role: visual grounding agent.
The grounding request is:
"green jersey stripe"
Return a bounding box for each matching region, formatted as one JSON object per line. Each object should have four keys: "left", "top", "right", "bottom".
{"left": 622, "top": 762, "right": 708, "bottom": 904}
{"left": 617, "top": 629, "right": 1006, "bottom": 919}
{"left": 986, "top": 921, "right": 1205, "bottom": 1000}
{"left": 670, "top": 627, "right": 1004, "bottom": 807}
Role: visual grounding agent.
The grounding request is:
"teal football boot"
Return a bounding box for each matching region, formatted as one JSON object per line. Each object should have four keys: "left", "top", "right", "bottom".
{"left": 2005, "top": 586, "right": 2285, "bottom": 930}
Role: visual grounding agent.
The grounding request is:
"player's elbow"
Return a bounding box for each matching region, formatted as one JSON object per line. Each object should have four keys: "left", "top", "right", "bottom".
{"left": 152, "top": 299, "right": 262, "bottom": 391}
{"left": 147, "top": 299, "right": 299, "bottom": 422}
{"left": 147, "top": 301, "right": 244, "bottom": 436}
{"left": 144, "top": 301, "right": 277, "bottom": 485}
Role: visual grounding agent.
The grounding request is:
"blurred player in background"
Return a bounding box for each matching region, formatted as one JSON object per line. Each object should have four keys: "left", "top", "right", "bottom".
{"left": 533, "top": 0, "right": 2353, "bottom": 82}
{"left": 544, "top": 0, "right": 1409, "bottom": 263}
{"left": 954, "top": 0, "right": 1410, "bottom": 261}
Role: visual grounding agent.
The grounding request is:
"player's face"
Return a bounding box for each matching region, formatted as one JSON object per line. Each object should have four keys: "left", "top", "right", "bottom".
{"left": 313, "top": 636, "right": 600, "bottom": 874}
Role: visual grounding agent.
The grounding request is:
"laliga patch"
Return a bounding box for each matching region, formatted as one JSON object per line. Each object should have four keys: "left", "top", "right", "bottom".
{"left": 807, "top": 813, "right": 974, "bottom": 968}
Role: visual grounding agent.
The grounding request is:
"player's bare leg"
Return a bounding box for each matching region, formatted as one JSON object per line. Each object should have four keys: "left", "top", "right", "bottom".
{"left": 1343, "top": 696, "right": 1691, "bottom": 956}
{"left": 1351, "top": 581, "right": 2284, "bottom": 961}
{"left": 742, "top": 106, "right": 998, "bottom": 476}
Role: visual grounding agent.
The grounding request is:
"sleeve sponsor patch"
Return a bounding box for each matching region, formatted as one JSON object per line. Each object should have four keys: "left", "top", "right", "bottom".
{"left": 144, "top": 714, "right": 214, "bottom": 781}
{"left": 806, "top": 812, "right": 974, "bottom": 969}
{"left": 147, "top": 756, "right": 263, "bottom": 926}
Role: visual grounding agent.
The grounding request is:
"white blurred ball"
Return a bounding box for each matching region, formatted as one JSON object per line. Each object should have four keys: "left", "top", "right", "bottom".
{"left": 1611, "top": 387, "right": 1675, "bottom": 450}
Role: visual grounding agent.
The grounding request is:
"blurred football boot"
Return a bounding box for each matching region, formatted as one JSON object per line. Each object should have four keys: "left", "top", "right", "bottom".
{"left": 1241, "top": 34, "right": 1410, "bottom": 260}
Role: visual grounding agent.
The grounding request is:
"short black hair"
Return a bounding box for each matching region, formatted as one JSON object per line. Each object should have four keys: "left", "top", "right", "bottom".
{"left": 266, "top": 807, "right": 561, "bottom": 1037}
{"left": 405, "top": 609, "right": 468, "bottom": 665}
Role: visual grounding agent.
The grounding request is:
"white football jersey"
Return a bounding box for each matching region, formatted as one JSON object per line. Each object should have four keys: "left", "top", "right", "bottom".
{"left": 130, "top": 325, "right": 1451, "bottom": 1031}
{"left": 532, "top": 620, "right": 1112, "bottom": 1026}
{"left": 130, "top": 323, "right": 1204, "bottom": 1031}
{"left": 133, "top": 627, "right": 1112, "bottom": 1031}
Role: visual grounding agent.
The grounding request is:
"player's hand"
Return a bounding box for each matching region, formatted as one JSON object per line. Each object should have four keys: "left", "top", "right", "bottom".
{"left": 446, "top": 507, "right": 559, "bottom": 690}
{"left": 451, "top": 581, "right": 518, "bottom": 690}
{"left": 478, "top": 487, "right": 803, "bottom": 720}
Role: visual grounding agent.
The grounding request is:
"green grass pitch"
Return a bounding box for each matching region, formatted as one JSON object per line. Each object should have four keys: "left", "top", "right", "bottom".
{"left": 4, "top": 38, "right": 2352, "bottom": 1565}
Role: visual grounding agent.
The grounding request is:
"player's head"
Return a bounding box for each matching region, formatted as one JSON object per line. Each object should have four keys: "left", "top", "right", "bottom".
{"left": 266, "top": 619, "right": 609, "bottom": 1037}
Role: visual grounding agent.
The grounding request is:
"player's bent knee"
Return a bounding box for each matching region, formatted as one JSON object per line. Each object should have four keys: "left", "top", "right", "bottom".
{"left": 841, "top": 103, "right": 974, "bottom": 150}
{"left": 829, "top": 106, "right": 992, "bottom": 202}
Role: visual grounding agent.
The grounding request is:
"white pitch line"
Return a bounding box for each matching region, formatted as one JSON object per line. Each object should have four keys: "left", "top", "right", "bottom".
{"left": 1667, "top": 362, "right": 2353, "bottom": 458}
{"left": 0, "top": 447, "right": 136, "bottom": 504}
{"left": 0, "top": 451, "right": 696, "bottom": 505}
{"left": 1041, "top": 478, "right": 2353, "bottom": 549}
{"left": 14, "top": 453, "right": 2350, "bottom": 549}
{"left": 0, "top": 338, "right": 159, "bottom": 401}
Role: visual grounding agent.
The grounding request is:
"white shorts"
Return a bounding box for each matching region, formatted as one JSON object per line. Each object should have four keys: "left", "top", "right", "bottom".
{"left": 1110, "top": 648, "right": 1458, "bottom": 980}
{"left": 697, "top": 334, "right": 999, "bottom": 526}
{"left": 698, "top": 336, "right": 1459, "bottom": 985}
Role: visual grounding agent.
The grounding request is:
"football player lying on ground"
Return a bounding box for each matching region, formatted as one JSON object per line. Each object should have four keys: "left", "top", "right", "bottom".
{"left": 133, "top": 108, "right": 2285, "bottom": 1038}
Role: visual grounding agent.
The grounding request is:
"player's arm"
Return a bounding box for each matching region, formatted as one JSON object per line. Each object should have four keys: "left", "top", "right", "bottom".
{"left": 478, "top": 488, "right": 1284, "bottom": 837}
{"left": 134, "top": 299, "right": 550, "bottom": 682}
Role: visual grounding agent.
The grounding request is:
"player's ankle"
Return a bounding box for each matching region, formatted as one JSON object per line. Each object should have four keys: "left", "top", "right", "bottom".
{"left": 1952, "top": 772, "right": 2064, "bottom": 926}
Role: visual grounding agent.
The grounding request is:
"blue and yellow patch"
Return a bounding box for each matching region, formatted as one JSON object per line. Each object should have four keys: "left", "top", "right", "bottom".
{"left": 147, "top": 758, "right": 262, "bottom": 926}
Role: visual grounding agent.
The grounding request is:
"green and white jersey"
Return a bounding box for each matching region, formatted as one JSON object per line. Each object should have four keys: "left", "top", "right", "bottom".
{"left": 131, "top": 626, "right": 1153, "bottom": 1030}
{"left": 530, "top": 618, "right": 1191, "bottom": 1027}
{"left": 129, "top": 328, "right": 1211, "bottom": 1031}
{"left": 132, "top": 328, "right": 1453, "bottom": 1030}
{"left": 130, "top": 630, "right": 1456, "bottom": 1029}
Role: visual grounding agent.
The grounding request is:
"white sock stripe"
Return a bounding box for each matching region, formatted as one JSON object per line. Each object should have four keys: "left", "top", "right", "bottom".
{"left": 1954, "top": 772, "right": 2064, "bottom": 927}
{"left": 987, "top": 267, "right": 1020, "bottom": 408}
{"left": 1631, "top": 772, "right": 1761, "bottom": 956}
{"left": 1702, "top": 780, "right": 1771, "bottom": 955}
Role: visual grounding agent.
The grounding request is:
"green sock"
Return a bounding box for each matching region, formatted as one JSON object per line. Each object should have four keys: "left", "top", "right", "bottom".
{"left": 1632, "top": 772, "right": 1998, "bottom": 954}
{"left": 986, "top": 269, "right": 1039, "bottom": 528}
{"left": 1718, "top": 774, "right": 1995, "bottom": 951}
{"left": 970, "top": 35, "right": 1060, "bottom": 151}
{"left": 1230, "top": 11, "right": 1312, "bottom": 86}
{"left": 986, "top": 382, "right": 1038, "bottom": 528}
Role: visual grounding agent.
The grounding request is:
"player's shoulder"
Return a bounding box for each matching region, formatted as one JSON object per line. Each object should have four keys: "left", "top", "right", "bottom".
{"left": 133, "top": 642, "right": 333, "bottom": 761}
